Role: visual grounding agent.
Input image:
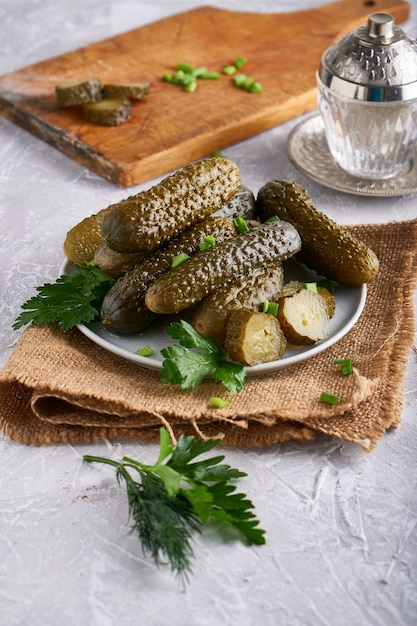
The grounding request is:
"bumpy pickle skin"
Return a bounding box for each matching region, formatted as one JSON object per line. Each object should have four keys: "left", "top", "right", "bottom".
{"left": 145, "top": 220, "right": 301, "bottom": 315}
{"left": 93, "top": 241, "right": 149, "bottom": 278}
{"left": 256, "top": 180, "right": 379, "bottom": 287}
{"left": 64, "top": 205, "right": 113, "bottom": 265}
{"left": 214, "top": 184, "right": 256, "bottom": 221}
{"left": 192, "top": 263, "right": 284, "bottom": 345}
{"left": 100, "top": 216, "right": 237, "bottom": 335}
{"left": 102, "top": 157, "right": 241, "bottom": 253}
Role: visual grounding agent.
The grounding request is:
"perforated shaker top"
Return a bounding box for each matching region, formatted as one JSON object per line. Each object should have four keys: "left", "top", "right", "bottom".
{"left": 318, "top": 13, "right": 417, "bottom": 101}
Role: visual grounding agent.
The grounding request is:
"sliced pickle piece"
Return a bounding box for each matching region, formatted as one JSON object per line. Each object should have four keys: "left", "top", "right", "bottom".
{"left": 82, "top": 98, "right": 131, "bottom": 126}
{"left": 277, "top": 287, "right": 330, "bottom": 346}
{"left": 192, "top": 263, "right": 284, "bottom": 345}
{"left": 225, "top": 308, "right": 287, "bottom": 366}
{"left": 56, "top": 77, "right": 102, "bottom": 107}
{"left": 102, "top": 82, "right": 151, "bottom": 100}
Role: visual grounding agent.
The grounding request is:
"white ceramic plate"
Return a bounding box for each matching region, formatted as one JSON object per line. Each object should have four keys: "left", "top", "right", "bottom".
{"left": 61, "top": 258, "right": 366, "bottom": 376}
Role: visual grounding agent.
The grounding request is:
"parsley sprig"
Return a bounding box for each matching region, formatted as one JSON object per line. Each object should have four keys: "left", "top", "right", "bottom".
{"left": 13, "top": 263, "right": 116, "bottom": 332}
{"left": 161, "top": 320, "right": 247, "bottom": 393}
{"left": 84, "top": 427, "right": 265, "bottom": 579}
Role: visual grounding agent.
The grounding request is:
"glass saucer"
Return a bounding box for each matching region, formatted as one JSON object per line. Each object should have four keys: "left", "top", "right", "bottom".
{"left": 286, "top": 113, "right": 417, "bottom": 197}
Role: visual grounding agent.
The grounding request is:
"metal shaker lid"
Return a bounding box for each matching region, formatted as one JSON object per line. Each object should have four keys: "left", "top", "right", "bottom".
{"left": 318, "top": 13, "right": 417, "bottom": 101}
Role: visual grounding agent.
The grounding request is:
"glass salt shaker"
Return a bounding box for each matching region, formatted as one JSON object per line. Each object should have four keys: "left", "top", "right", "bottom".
{"left": 317, "top": 13, "right": 417, "bottom": 179}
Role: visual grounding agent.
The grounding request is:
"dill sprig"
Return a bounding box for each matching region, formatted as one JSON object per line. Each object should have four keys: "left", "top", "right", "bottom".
{"left": 84, "top": 428, "right": 265, "bottom": 580}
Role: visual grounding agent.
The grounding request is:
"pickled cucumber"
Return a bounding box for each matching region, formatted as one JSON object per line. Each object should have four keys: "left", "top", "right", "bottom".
{"left": 64, "top": 205, "right": 113, "bottom": 265}
{"left": 102, "top": 82, "right": 151, "bottom": 100}
{"left": 93, "top": 241, "right": 148, "bottom": 278}
{"left": 101, "top": 157, "right": 241, "bottom": 253}
{"left": 256, "top": 180, "right": 379, "bottom": 287}
{"left": 100, "top": 216, "right": 236, "bottom": 334}
{"left": 224, "top": 308, "right": 287, "bottom": 366}
{"left": 192, "top": 263, "right": 284, "bottom": 344}
{"left": 214, "top": 184, "right": 256, "bottom": 221}
{"left": 56, "top": 77, "right": 102, "bottom": 107}
{"left": 82, "top": 98, "right": 131, "bottom": 126}
{"left": 145, "top": 220, "right": 301, "bottom": 314}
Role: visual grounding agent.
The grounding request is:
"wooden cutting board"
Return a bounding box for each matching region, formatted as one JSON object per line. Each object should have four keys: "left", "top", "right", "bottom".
{"left": 0, "top": 0, "right": 409, "bottom": 187}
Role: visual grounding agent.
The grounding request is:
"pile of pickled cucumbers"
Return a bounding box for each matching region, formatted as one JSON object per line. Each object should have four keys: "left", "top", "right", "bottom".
{"left": 60, "top": 157, "right": 379, "bottom": 370}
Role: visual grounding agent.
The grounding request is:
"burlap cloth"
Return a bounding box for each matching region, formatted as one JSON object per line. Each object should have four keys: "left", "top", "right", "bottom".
{"left": 1, "top": 219, "right": 416, "bottom": 450}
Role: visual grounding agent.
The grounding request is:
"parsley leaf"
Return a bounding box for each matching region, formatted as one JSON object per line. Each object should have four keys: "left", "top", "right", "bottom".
{"left": 160, "top": 320, "right": 247, "bottom": 393}
{"left": 84, "top": 427, "right": 265, "bottom": 580}
{"left": 13, "top": 263, "right": 116, "bottom": 332}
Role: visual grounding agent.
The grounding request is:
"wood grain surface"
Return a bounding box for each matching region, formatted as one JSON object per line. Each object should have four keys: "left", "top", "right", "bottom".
{"left": 0, "top": 0, "right": 410, "bottom": 186}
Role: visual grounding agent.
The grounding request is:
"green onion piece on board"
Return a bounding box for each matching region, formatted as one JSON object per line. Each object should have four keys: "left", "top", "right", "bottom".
{"left": 234, "top": 57, "right": 248, "bottom": 68}
{"left": 264, "top": 215, "right": 280, "bottom": 222}
{"left": 193, "top": 66, "right": 208, "bottom": 77}
{"left": 200, "top": 71, "right": 220, "bottom": 79}
{"left": 233, "top": 73, "right": 249, "bottom": 88}
{"left": 249, "top": 81, "right": 263, "bottom": 93}
{"left": 176, "top": 62, "right": 195, "bottom": 73}
{"left": 223, "top": 65, "right": 236, "bottom": 75}
{"left": 184, "top": 80, "right": 197, "bottom": 92}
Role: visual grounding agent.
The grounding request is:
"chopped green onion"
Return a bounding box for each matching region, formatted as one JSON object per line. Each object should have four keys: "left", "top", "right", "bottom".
{"left": 200, "top": 71, "right": 220, "bottom": 79}
{"left": 304, "top": 282, "right": 318, "bottom": 293}
{"left": 210, "top": 151, "right": 223, "bottom": 158}
{"left": 184, "top": 80, "right": 197, "bottom": 92}
{"left": 234, "top": 216, "right": 249, "bottom": 233}
{"left": 171, "top": 252, "right": 190, "bottom": 268}
{"left": 264, "top": 215, "right": 280, "bottom": 222}
{"left": 234, "top": 56, "right": 248, "bottom": 68}
{"left": 193, "top": 66, "right": 208, "bottom": 77}
{"left": 136, "top": 345, "right": 154, "bottom": 357}
{"left": 233, "top": 73, "right": 262, "bottom": 93}
{"left": 333, "top": 358, "right": 353, "bottom": 376}
{"left": 200, "top": 235, "right": 217, "bottom": 251}
{"left": 233, "top": 73, "right": 249, "bottom": 88}
{"left": 320, "top": 392, "right": 339, "bottom": 405}
{"left": 263, "top": 299, "right": 279, "bottom": 316}
{"left": 249, "top": 81, "right": 263, "bottom": 93}
{"left": 210, "top": 397, "right": 230, "bottom": 408}
{"left": 223, "top": 65, "right": 237, "bottom": 75}
{"left": 176, "top": 62, "right": 195, "bottom": 73}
